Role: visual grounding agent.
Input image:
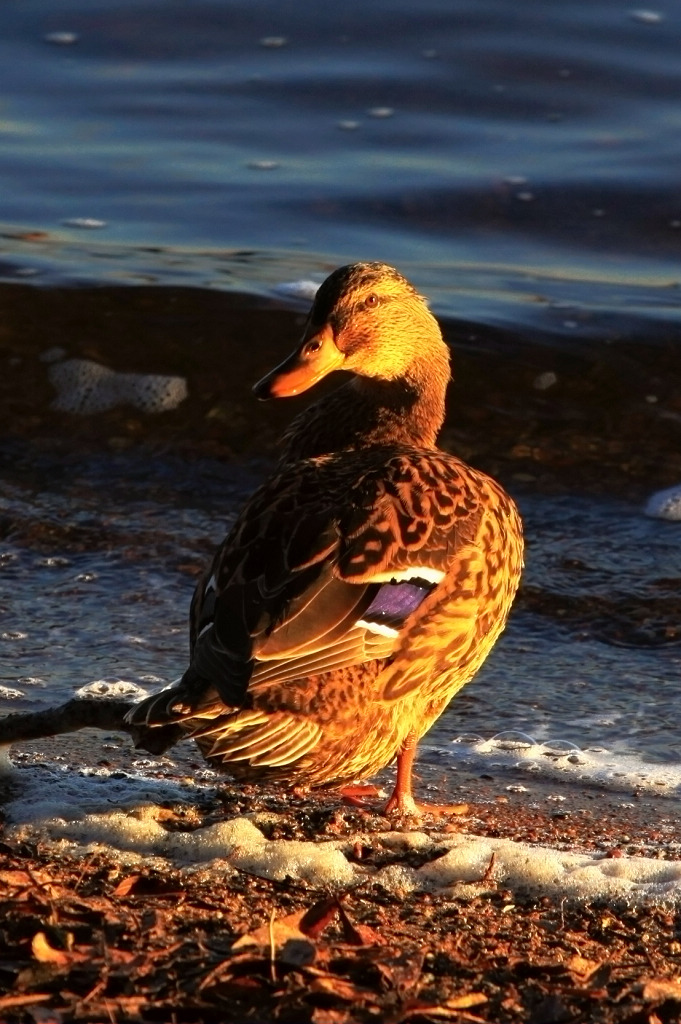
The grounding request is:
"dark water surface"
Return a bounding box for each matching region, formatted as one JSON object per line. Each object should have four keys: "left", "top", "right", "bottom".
{"left": 2, "top": 0, "right": 681, "bottom": 325}
{"left": 0, "top": 1, "right": 680, "bottom": 794}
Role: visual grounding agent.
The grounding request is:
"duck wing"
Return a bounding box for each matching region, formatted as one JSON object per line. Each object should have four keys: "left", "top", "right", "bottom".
{"left": 185, "top": 456, "right": 389, "bottom": 710}
{"left": 334, "top": 449, "right": 522, "bottom": 704}
{"left": 185, "top": 447, "right": 496, "bottom": 710}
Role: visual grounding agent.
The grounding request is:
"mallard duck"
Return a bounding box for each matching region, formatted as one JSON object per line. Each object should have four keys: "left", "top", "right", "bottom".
{"left": 127, "top": 262, "right": 523, "bottom": 814}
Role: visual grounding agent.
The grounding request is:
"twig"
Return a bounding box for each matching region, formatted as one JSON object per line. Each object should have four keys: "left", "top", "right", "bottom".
{"left": 0, "top": 994, "right": 52, "bottom": 1011}
{"left": 268, "top": 906, "right": 277, "bottom": 983}
{"left": 480, "top": 850, "right": 496, "bottom": 883}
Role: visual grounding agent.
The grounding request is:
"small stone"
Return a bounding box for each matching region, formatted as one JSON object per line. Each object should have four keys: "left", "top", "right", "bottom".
{"left": 533, "top": 371, "right": 558, "bottom": 391}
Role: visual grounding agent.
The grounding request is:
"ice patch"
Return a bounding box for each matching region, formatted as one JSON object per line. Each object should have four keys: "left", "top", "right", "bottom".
{"left": 644, "top": 484, "right": 681, "bottom": 521}
{"left": 48, "top": 358, "right": 188, "bottom": 414}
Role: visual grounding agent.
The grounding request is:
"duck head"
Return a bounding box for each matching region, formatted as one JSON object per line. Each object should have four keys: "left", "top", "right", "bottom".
{"left": 253, "top": 262, "right": 449, "bottom": 400}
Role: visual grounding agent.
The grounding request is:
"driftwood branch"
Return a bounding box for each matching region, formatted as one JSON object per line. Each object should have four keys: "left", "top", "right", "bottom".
{"left": 0, "top": 699, "right": 183, "bottom": 755}
{"left": 0, "top": 698, "right": 135, "bottom": 745}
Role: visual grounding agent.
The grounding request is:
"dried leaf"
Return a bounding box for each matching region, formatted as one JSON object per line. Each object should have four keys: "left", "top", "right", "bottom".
{"left": 299, "top": 897, "right": 340, "bottom": 939}
{"left": 642, "top": 978, "right": 681, "bottom": 1003}
{"left": 311, "top": 1009, "right": 350, "bottom": 1024}
{"left": 336, "top": 900, "right": 382, "bottom": 946}
{"left": 31, "top": 931, "right": 70, "bottom": 966}
{"left": 0, "top": 869, "right": 34, "bottom": 888}
{"left": 567, "top": 954, "right": 601, "bottom": 978}
{"left": 376, "top": 950, "right": 424, "bottom": 994}
{"left": 27, "top": 1005, "right": 64, "bottom": 1024}
{"left": 112, "top": 874, "right": 141, "bottom": 897}
{"left": 444, "top": 993, "right": 489, "bottom": 1010}
{"left": 233, "top": 912, "right": 316, "bottom": 966}
{"left": 400, "top": 998, "right": 487, "bottom": 1021}
{"left": 233, "top": 913, "right": 306, "bottom": 949}
{"left": 308, "top": 974, "right": 375, "bottom": 1002}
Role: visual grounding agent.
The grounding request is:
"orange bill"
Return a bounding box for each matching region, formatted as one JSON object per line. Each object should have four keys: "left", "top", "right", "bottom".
{"left": 253, "top": 324, "right": 345, "bottom": 399}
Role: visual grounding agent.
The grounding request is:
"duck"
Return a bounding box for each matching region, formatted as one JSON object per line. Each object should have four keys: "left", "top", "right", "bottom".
{"left": 126, "top": 262, "right": 524, "bottom": 814}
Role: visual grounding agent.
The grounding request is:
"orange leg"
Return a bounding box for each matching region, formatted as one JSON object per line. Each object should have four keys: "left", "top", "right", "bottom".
{"left": 383, "top": 734, "right": 469, "bottom": 818}
{"left": 383, "top": 735, "right": 420, "bottom": 815}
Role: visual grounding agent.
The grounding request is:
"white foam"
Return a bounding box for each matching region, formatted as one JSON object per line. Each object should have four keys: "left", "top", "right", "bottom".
{"left": 442, "top": 733, "right": 681, "bottom": 796}
{"left": 644, "top": 484, "right": 681, "bottom": 521}
{"left": 533, "top": 371, "right": 558, "bottom": 390}
{"left": 273, "top": 279, "right": 321, "bottom": 301}
{"left": 0, "top": 745, "right": 13, "bottom": 775}
{"left": 629, "top": 9, "right": 664, "bottom": 24}
{"left": 74, "top": 678, "right": 151, "bottom": 701}
{"left": 61, "top": 218, "right": 107, "bottom": 230}
{"left": 48, "top": 358, "right": 188, "bottom": 415}
{"left": 43, "top": 31, "right": 79, "bottom": 45}
{"left": 0, "top": 686, "right": 24, "bottom": 700}
{"left": 379, "top": 833, "right": 681, "bottom": 902}
{"left": 4, "top": 761, "right": 203, "bottom": 835}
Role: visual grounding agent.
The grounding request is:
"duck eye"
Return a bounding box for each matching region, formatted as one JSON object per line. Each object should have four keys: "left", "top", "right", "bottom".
{"left": 364, "top": 293, "right": 379, "bottom": 309}
{"left": 305, "top": 338, "right": 322, "bottom": 355}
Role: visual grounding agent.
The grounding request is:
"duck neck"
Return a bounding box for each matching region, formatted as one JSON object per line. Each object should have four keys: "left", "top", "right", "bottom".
{"left": 279, "top": 345, "right": 451, "bottom": 463}
{"left": 350, "top": 362, "right": 447, "bottom": 447}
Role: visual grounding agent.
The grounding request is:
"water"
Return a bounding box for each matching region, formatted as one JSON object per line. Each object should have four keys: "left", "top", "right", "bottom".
{"left": 0, "top": 0, "right": 680, "bottom": 808}
{"left": 3, "top": 1, "right": 681, "bottom": 320}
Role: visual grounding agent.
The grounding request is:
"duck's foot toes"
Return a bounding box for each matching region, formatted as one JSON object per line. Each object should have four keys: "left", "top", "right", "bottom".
{"left": 383, "top": 794, "right": 470, "bottom": 819}
{"left": 339, "top": 784, "right": 468, "bottom": 819}
{"left": 340, "top": 783, "right": 384, "bottom": 808}
{"left": 418, "top": 800, "right": 469, "bottom": 819}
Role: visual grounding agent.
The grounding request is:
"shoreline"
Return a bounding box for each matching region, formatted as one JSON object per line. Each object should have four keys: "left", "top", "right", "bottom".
{"left": 2, "top": 740, "right": 681, "bottom": 1023}
{"left": 0, "top": 279, "right": 678, "bottom": 501}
